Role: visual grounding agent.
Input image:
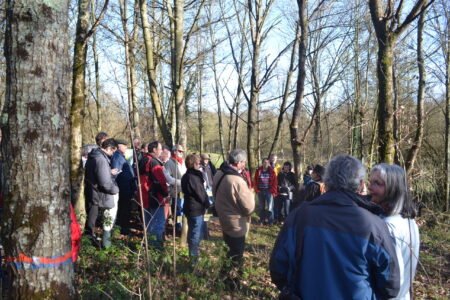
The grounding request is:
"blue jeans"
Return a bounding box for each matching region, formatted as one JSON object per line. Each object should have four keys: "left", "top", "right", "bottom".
{"left": 171, "top": 197, "right": 184, "bottom": 230}
{"left": 275, "top": 195, "right": 291, "bottom": 221}
{"left": 145, "top": 206, "right": 166, "bottom": 248}
{"left": 283, "top": 198, "right": 292, "bottom": 217}
{"left": 258, "top": 191, "right": 274, "bottom": 225}
{"left": 187, "top": 215, "right": 204, "bottom": 257}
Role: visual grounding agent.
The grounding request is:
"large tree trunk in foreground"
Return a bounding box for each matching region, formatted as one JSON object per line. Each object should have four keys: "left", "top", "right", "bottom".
{"left": 2, "top": 0, "right": 75, "bottom": 298}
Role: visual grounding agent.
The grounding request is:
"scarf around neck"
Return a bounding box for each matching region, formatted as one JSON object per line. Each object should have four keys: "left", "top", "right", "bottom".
{"left": 171, "top": 154, "right": 183, "bottom": 165}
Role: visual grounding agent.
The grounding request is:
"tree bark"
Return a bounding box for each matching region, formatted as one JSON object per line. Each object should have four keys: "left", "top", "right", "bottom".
{"left": 375, "top": 37, "right": 395, "bottom": 163}
{"left": 91, "top": 0, "right": 101, "bottom": 133}
{"left": 211, "top": 38, "right": 226, "bottom": 161}
{"left": 2, "top": 1, "right": 75, "bottom": 298}
{"left": 290, "top": 0, "right": 308, "bottom": 182}
{"left": 267, "top": 20, "right": 300, "bottom": 160}
{"left": 445, "top": 10, "right": 450, "bottom": 211}
{"left": 119, "top": 0, "right": 140, "bottom": 138}
{"left": 369, "top": 0, "right": 430, "bottom": 164}
{"left": 406, "top": 6, "right": 427, "bottom": 174}
{"left": 140, "top": 0, "right": 173, "bottom": 146}
{"left": 173, "top": 0, "right": 186, "bottom": 147}
{"left": 246, "top": 0, "right": 274, "bottom": 174}
{"left": 352, "top": 6, "right": 363, "bottom": 160}
{"left": 198, "top": 65, "right": 204, "bottom": 153}
{"left": 70, "top": 0, "right": 91, "bottom": 231}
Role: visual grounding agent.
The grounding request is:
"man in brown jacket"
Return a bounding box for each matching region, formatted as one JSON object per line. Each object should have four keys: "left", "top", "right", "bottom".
{"left": 213, "top": 149, "right": 255, "bottom": 268}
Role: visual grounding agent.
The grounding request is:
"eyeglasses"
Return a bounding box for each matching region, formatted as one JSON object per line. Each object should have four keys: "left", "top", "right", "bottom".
{"left": 177, "top": 150, "right": 184, "bottom": 153}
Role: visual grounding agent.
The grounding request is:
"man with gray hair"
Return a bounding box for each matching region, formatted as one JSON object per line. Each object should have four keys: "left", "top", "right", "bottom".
{"left": 165, "top": 144, "right": 187, "bottom": 233}
{"left": 270, "top": 154, "right": 400, "bottom": 299}
{"left": 213, "top": 149, "right": 255, "bottom": 286}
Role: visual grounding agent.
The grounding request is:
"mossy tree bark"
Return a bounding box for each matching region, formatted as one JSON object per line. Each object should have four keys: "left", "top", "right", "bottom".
{"left": 2, "top": 0, "right": 75, "bottom": 298}
{"left": 70, "top": 0, "right": 108, "bottom": 230}
{"left": 369, "top": 0, "right": 430, "bottom": 163}
{"left": 70, "top": 0, "right": 91, "bottom": 231}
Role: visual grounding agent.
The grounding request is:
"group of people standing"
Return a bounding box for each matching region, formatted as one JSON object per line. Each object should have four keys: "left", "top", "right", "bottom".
{"left": 82, "top": 132, "right": 218, "bottom": 256}
{"left": 82, "top": 132, "right": 420, "bottom": 299}
{"left": 253, "top": 155, "right": 326, "bottom": 226}
{"left": 270, "top": 155, "right": 420, "bottom": 300}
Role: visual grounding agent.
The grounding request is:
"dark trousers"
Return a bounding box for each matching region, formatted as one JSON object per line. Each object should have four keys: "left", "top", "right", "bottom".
{"left": 116, "top": 196, "right": 131, "bottom": 233}
{"left": 223, "top": 233, "right": 246, "bottom": 263}
{"left": 222, "top": 233, "right": 246, "bottom": 283}
{"left": 87, "top": 202, "right": 99, "bottom": 236}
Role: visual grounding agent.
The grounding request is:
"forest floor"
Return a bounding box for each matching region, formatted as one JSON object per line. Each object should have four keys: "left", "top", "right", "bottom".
{"left": 76, "top": 209, "right": 449, "bottom": 299}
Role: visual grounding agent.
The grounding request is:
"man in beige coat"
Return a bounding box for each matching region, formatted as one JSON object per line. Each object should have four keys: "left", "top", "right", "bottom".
{"left": 213, "top": 149, "right": 255, "bottom": 267}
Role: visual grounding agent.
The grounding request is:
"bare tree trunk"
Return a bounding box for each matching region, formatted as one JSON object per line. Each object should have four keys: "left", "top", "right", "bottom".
{"left": 173, "top": 0, "right": 186, "bottom": 147}
{"left": 131, "top": 0, "right": 141, "bottom": 137}
{"left": 267, "top": 20, "right": 300, "bottom": 158}
{"left": 375, "top": 37, "right": 395, "bottom": 163}
{"left": 211, "top": 48, "right": 226, "bottom": 160}
{"left": 70, "top": 0, "right": 108, "bottom": 227}
{"left": 444, "top": 8, "right": 450, "bottom": 211}
{"left": 140, "top": 0, "right": 173, "bottom": 146}
{"left": 91, "top": 0, "right": 101, "bottom": 132}
{"left": 369, "top": 0, "right": 429, "bottom": 163}
{"left": 291, "top": 0, "right": 309, "bottom": 183}
{"left": 393, "top": 56, "right": 401, "bottom": 164}
{"left": 406, "top": 6, "right": 427, "bottom": 174}
{"left": 2, "top": 1, "right": 75, "bottom": 298}
{"left": 352, "top": 6, "right": 363, "bottom": 160}
{"left": 119, "top": 0, "right": 141, "bottom": 138}
{"left": 70, "top": 0, "right": 91, "bottom": 228}
{"left": 198, "top": 66, "right": 204, "bottom": 153}
{"left": 311, "top": 60, "right": 321, "bottom": 148}
{"left": 246, "top": 0, "right": 275, "bottom": 174}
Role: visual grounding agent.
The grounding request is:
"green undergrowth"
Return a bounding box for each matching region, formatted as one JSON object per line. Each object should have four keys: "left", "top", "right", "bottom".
{"left": 76, "top": 222, "right": 280, "bottom": 299}
{"left": 76, "top": 211, "right": 448, "bottom": 299}
{"left": 413, "top": 209, "right": 449, "bottom": 299}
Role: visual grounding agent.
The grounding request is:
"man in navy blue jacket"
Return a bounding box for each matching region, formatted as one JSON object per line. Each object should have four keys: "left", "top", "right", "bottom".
{"left": 111, "top": 140, "right": 136, "bottom": 235}
{"left": 270, "top": 154, "right": 400, "bottom": 300}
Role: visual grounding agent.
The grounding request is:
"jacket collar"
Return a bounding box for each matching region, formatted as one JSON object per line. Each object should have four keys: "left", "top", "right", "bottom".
{"left": 313, "top": 189, "right": 385, "bottom": 216}
{"left": 186, "top": 168, "right": 205, "bottom": 180}
{"left": 220, "top": 162, "right": 241, "bottom": 177}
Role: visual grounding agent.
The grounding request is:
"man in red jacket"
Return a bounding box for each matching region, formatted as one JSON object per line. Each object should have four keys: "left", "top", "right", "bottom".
{"left": 139, "top": 141, "right": 169, "bottom": 248}
{"left": 254, "top": 158, "right": 277, "bottom": 225}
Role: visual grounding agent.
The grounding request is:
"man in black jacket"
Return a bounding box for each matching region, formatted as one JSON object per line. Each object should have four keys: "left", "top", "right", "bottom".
{"left": 85, "top": 138, "right": 120, "bottom": 247}
{"left": 181, "top": 154, "right": 210, "bottom": 259}
{"left": 275, "top": 162, "right": 296, "bottom": 221}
